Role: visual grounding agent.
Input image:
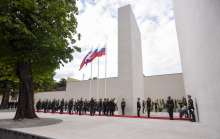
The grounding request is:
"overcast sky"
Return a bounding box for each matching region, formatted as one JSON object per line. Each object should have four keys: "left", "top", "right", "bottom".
{"left": 54, "top": 0, "right": 182, "bottom": 81}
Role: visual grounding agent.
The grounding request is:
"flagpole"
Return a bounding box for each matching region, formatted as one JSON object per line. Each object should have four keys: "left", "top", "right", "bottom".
{"left": 104, "top": 45, "right": 107, "bottom": 98}
{"left": 97, "top": 57, "right": 99, "bottom": 99}
{"left": 89, "top": 61, "right": 93, "bottom": 98}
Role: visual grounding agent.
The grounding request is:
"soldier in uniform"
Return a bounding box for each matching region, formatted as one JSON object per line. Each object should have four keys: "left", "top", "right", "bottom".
{"left": 103, "top": 98, "right": 107, "bottom": 115}
{"left": 98, "top": 98, "right": 103, "bottom": 116}
{"left": 90, "top": 97, "right": 95, "bottom": 116}
{"left": 106, "top": 98, "right": 110, "bottom": 116}
{"left": 68, "top": 98, "right": 74, "bottom": 114}
{"left": 60, "top": 98, "right": 65, "bottom": 114}
{"left": 83, "top": 99, "right": 88, "bottom": 114}
{"left": 146, "top": 97, "right": 151, "bottom": 118}
{"left": 166, "top": 96, "right": 174, "bottom": 120}
{"left": 44, "top": 99, "right": 48, "bottom": 113}
{"left": 137, "top": 98, "right": 141, "bottom": 117}
{"left": 78, "top": 98, "right": 83, "bottom": 115}
{"left": 109, "top": 98, "right": 116, "bottom": 116}
{"left": 51, "top": 99, "right": 56, "bottom": 113}
{"left": 121, "top": 98, "right": 126, "bottom": 116}
{"left": 36, "top": 99, "right": 41, "bottom": 112}
{"left": 55, "top": 99, "right": 60, "bottom": 112}
{"left": 142, "top": 100, "right": 146, "bottom": 114}
{"left": 154, "top": 99, "right": 158, "bottom": 112}
{"left": 64, "top": 100, "right": 68, "bottom": 112}
{"left": 187, "top": 95, "right": 196, "bottom": 122}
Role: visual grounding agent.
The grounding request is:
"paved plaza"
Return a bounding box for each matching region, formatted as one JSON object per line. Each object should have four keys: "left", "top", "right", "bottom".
{"left": 0, "top": 111, "right": 219, "bottom": 139}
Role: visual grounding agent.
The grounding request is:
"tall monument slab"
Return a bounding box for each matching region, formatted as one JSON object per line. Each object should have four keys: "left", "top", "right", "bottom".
{"left": 118, "top": 5, "right": 144, "bottom": 114}
{"left": 174, "top": 0, "right": 220, "bottom": 130}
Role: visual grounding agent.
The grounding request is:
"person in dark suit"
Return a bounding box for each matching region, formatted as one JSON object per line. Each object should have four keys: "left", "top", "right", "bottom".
{"left": 121, "top": 98, "right": 126, "bottom": 116}
{"left": 146, "top": 97, "right": 151, "bottom": 118}
{"left": 60, "top": 99, "right": 65, "bottom": 114}
{"left": 90, "top": 98, "right": 95, "bottom": 116}
{"left": 166, "top": 96, "right": 174, "bottom": 120}
{"left": 137, "top": 98, "right": 141, "bottom": 117}
{"left": 103, "top": 98, "right": 107, "bottom": 115}
{"left": 98, "top": 98, "right": 103, "bottom": 116}
{"left": 78, "top": 98, "right": 83, "bottom": 115}
{"left": 68, "top": 98, "right": 73, "bottom": 114}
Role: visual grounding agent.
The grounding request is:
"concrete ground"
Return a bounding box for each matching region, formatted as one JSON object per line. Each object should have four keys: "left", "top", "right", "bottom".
{"left": 0, "top": 112, "right": 219, "bottom": 139}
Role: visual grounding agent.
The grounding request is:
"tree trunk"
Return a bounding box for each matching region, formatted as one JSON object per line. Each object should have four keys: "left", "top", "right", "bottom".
{"left": 14, "top": 61, "right": 38, "bottom": 120}
{"left": 0, "top": 89, "right": 9, "bottom": 109}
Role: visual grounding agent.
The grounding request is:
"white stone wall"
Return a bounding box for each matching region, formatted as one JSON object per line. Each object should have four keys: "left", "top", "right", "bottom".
{"left": 174, "top": 0, "right": 220, "bottom": 129}
{"left": 35, "top": 91, "right": 66, "bottom": 101}
{"left": 144, "top": 73, "right": 185, "bottom": 99}
{"left": 35, "top": 73, "right": 185, "bottom": 111}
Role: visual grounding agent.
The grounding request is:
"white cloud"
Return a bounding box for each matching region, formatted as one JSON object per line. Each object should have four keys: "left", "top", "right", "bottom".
{"left": 54, "top": 0, "right": 182, "bottom": 81}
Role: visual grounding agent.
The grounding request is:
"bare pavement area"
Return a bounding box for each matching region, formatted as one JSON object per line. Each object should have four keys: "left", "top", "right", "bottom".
{"left": 0, "top": 111, "right": 219, "bottom": 139}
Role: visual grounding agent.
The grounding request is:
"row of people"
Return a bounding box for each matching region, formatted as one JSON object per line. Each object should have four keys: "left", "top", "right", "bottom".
{"left": 36, "top": 95, "right": 196, "bottom": 122}
{"left": 36, "top": 98, "right": 117, "bottom": 116}
{"left": 136, "top": 95, "right": 196, "bottom": 122}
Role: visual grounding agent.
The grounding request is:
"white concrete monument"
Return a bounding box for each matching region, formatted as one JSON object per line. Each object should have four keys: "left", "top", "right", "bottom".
{"left": 174, "top": 0, "right": 220, "bottom": 130}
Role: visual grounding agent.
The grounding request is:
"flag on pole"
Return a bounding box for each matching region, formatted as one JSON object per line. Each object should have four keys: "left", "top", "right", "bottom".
{"left": 79, "top": 50, "right": 92, "bottom": 70}
{"left": 79, "top": 47, "right": 106, "bottom": 71}
{"left": 97, "top": 47, "right": 106, "bottom": 57}
{"left": 87, "top": 48, "right": 99, "bottom": 62}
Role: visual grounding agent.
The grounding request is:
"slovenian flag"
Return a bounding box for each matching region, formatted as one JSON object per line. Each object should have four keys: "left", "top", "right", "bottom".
{"left": 79, "top": 50, "right": 92, "bottom": 70}
{"left": 79, "top": 47, "right": 106, "bottom": 70}
{"left": 97, "top": 47, "right": 106, "bottom": 57}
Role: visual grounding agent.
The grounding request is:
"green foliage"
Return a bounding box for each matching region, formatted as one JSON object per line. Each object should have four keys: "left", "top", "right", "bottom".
{"left": 0, "top": 0, "right": 79, "bottom": 76}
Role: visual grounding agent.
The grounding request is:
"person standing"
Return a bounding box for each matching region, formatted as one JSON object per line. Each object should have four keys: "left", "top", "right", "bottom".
{"left": 83, "top": 99, "right": 88, "bottom": 115}
{"left": 60, "top": 99, "right": 64, "bottom": 114}
{"left": 166, "top": 96, "right": 174, "bottom": 120}
{"left": 187, "top": 95, "right": 196, "bottom": 122}
{"left": 137, "top": 98, "right": 141, "bottom": 117}
{"left": 68, "top": 98, "right": 73, "bottom": 114}
{"left": 98, "top": 99, "right": 103, "bottom": 116}
{"left": 103, "top": 98, "right": 107, "bottom": 115}
{"left": 90, "top": 98, "right": 95, "bottom": 116}
{"left": 142, "top": 100, "right": 146, "bottom": 114}
{"left": 78, "top": 98, "right": 83, "bottom": 115}
{"left": 121, "top": 98, "right": 126, "bottom": 116}
{"left": 154, "top": 99, "right": 158, "bottom": 112}
{"left": 146, "top": 97, "right": 151, "bottom": 118}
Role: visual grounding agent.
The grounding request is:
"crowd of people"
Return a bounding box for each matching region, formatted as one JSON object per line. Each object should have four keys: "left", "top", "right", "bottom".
{"left": 35, "top": 95, "right": 196, "bottom": 122}
{"left": 36, "top": 97, "right": 118, "bottom": 116}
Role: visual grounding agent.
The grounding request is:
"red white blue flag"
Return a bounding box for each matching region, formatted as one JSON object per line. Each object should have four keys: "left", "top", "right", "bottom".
{"left": 79, "top": 50, "right": 92, "bottom": 70}
{"left": 97, "top": 47, "right": 106, "bottom": 57}
{"left": 79, "top": 47, "right": 106, "bottom": 71}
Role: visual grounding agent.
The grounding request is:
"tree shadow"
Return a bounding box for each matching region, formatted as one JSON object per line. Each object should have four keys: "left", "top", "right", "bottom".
{"left": 0, "top": 118, "right": 62, "bottom": 129}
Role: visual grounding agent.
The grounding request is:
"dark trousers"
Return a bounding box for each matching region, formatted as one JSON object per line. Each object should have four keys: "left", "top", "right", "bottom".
{"left": 142, "top": 107, "right": 145, "bottom": 113}
{"left": 147, "top": 108, "right": 151, "bottom": 118}
{"left": 68, "top": 108, "right": 72, "bottom": 114}
{"left": 122, "top": 107, "right": 125, "bottom": 115}
{"left": 60, "top": 108, "right": 63, "bottom": 114}
{"left": 168, "top": 109, "right": 173, "bottom": 120}
{"left": 98, "top": 109, "right": 102, "bottom": 116}
{"left": 90, "top": 108, "right": 94, "bottom": 116}
{"left": 189, "top": 109, "right": 196, "bottom": 122}
{"left": 137, "top": 108, "right": 141, "bottom": 117}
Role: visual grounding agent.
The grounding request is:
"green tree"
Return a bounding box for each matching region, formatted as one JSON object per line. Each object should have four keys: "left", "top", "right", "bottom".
{"left": 55, "top": 78, "right": 66, "bottom": 91}
{"left": 0, "top": 63, "right": 18, "bottom": 109}
{"left": 33, "top": 71, "right": 56, "bottom": 92}
{"left": 0, "top": 0, "right": 79, "bottom": 119}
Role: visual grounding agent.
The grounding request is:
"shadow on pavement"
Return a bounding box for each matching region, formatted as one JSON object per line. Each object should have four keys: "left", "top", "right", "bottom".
{"left": 0, "top": 118, "right": 62, "bottom": 129}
